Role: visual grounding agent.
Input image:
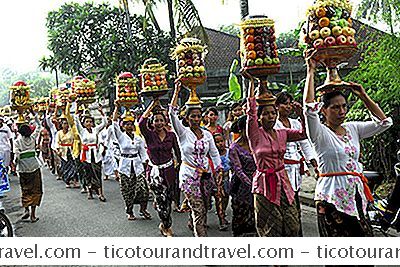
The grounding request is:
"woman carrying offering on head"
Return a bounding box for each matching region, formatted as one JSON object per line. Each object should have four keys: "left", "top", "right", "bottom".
{"left": 303, "top": 57, "right": 392, "bottom": 237}
{"left": 245, "top": 72, "right": 307, "bottom": 237}
{"left": 169, "top": 80, "right": 222, "bottom": 237}
{"left": 112, "top": 107, "right": 151, "bottom": 221}
{"left": 139, "top": 100, "right": 182, "bottom": 236}
{"left": 74, "top": 106, "right": 107, "bottom": 201}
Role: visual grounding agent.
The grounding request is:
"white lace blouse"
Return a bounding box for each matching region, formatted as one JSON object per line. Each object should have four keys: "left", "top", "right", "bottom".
{"left": 305, "top": 102, "right": 393, "bottom": 218}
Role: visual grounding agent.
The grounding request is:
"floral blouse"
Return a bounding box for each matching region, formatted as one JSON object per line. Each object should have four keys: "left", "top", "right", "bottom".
{"left": 305, "top": 102, "right": 393, "bottom": 218}
{"left": 169, "top": 105, "right": 221, "bottom": 198}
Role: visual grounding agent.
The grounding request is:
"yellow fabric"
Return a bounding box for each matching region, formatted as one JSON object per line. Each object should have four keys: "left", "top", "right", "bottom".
{"left": 65, "top": 102, "right": 82, "bottom": 159}
{"left": 56, "top": 129, "right": 74, "bottom": 159}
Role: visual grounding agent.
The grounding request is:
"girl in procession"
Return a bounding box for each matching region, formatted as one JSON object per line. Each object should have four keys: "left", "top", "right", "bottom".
{"left": 74, "top": 106, "right": 107, "bottom": 201}
{"left": 228, "top": 115, "right": 257, "bottom": 236}
{"left": 14, "top": 110, "right": 42, "bottom": 222}
{"left": 139, "top": 100, "right": 182, "bottom": 236}
{"left": 245, "top": 72, "right": 307, "bottom": 237}
{"left": 112, "top": 106, "right": 151, "bottom": 221}
{"left": 213, "top": 132, "right": 231, "bottom": 231}
{"left": 169, "top": 80, "right": 222, "bottom": 237}
{"left": 55, "top": 110, "right": 79, "bottom": 189}
{"left": 303, "top": 57, "right": 393, "bottom": 236}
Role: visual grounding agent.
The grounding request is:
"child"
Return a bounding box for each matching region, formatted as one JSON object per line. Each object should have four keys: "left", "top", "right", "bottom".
{"left": 213, "top": 133, "right": 231, "bottom": 231}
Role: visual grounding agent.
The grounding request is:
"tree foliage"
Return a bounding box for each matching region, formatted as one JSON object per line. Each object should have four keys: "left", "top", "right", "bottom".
{"left": 357, "top": 0, "right": 400, "bottom": 34}
{"left": 40, "top": 2, "right": 174, "bottom": 107}
{"left": 346, "top": 34, "right": 400, "bottom": 178}
{"left": 0, "top": 68, "right": 68, "bottom": 106}
{"left": 219, "top": 24, "right": 240, "bottom": 37}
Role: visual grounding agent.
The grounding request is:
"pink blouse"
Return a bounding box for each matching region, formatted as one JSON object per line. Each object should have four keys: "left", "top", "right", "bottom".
{"left": 246, "top": 97, "right": 305, "bottom": 206}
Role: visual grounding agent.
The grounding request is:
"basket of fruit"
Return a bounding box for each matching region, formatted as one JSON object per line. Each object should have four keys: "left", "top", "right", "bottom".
{"left": 56, "top": 85, "right": 71, "bottom": 108}
{"left": 139, "top": 58, "right": 170, "bottom": 98}
{"left": 239, "top": 15, "right": 280, "bottom": 105}
{"left": 170, "top": 37, "right": 207, "bottom": 105}
{"left": 302, "top": 0, "right": 358, "bottom": 93}
{"left": 115, "top": 72, "right": 139, "bottom": 108}
{"left": 71, "top": 76, "right": 96, "bottom": 105}
{"left": 37, "top": 97, "right": 49, "bottom": 112}
{"left": 9, "top": 80, "right": 32, "bottom": 124}
{"left": 240, "top": 15, "right": 280, "bottom": 78}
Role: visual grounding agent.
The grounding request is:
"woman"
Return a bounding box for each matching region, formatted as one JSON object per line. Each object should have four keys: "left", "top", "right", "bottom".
{"left": 99, "top": 116, "right": 119, "bottom": 181}
{"left": 303, "top": 57, "right": 393, "bottom": 237}
{"left": 112, "top": 107, "right": 150, "bottom": 221}
{"left": 228, "top": 115, "right": 257, "bottom": 236}
{"left": 245, "top": 73, "right": 307, "bottom": 237}
{"left": 139, "top": 100, "right": 182, "bottom": 236}
{"left": 13, "top": 113, "right": 42, "bottom": 222}
{"left": 74, "top": 106, "right": 107, "bottom": 201}
{"left": 275, "top": 91, "right": 318, "bottom": 236}
{"left": 37, "top": 121, "right": 51, "bottom": 169}
{"left": 55, "top": 112, "right": 79, "bottom": 189}
{"left": 169, "top": 81, "right": 222, "bottom": 237}
{"left": 204, "top": 107, "right": 223, "bottom": 135}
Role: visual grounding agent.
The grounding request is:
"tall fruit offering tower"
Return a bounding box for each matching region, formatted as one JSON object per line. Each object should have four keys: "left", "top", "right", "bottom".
{"left": 239, "top": 15, "right": 280, "bottom": 105}
{"left": 303, "top": 0, "right": 358, "bottom": 93}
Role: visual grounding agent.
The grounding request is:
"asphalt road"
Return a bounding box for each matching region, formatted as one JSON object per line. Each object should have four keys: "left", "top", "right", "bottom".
{"left": 2, "top": 167, "right": 320, "bottom": 237}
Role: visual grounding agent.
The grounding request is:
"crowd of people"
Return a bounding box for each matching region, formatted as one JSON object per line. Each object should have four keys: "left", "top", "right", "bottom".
{"left": 0, "top": 64, "right": 394, "bottom": 237}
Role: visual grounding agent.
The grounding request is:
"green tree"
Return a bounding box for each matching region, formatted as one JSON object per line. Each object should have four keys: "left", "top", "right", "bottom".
{"left": 346, "top": 34, "right": 400, "bottom": 178}
{"left": 219, "top": 24, "right": 240, "bottom": 36}
{"left": 40, "top": 2, "right": 174, "bottom": 108}
{"left": 357, "top": 0, "right": 400, "bottom": 34}
{"left": 0, "top": 69, "right": 68, "bottom": 106}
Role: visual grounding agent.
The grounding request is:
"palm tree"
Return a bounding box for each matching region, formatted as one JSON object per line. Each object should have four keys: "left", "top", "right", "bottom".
{"left": 357, "top": 0, "right": 400, "bottom": 34}
{"left": 122, "top": 0, "right": 208, "bottom": 43}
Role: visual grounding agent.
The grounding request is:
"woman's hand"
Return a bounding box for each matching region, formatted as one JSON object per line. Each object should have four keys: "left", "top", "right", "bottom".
{"left": 98, "top": 103, "right": 105, "bottom": 116}
{"left": 292, "top": 101, "right": 303, "bottom": 117}
{"left": 348, "top": 82, "right": 367, "bottom": 99}
{"left": 240, "top": 69, "right": 254, "bottom": 81}
{"left": 306, "top": 56, "right": 318, "bottom": 72}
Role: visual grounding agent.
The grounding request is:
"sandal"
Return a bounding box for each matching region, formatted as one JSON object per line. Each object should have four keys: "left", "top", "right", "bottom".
{"left": 31, "top": 217, "right": 39, "bottom": 223}
{"left": 127, "top": 214, "right": 136, "bottom": 221}
{"left": 87, "top": 194, "right": 94, "bottom": 200}
{"left": 139, "top": 210, "right": 152, "bottom": 220}
{"left": 21, "top": 211, "right": 30, "bottom": 220}
{"left": 98, "top": 196, "right": 107, "bottom": 202}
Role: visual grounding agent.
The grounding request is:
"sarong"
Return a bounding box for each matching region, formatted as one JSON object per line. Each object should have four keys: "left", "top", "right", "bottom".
{"left": 19, "top": 169, "right": 43, "bottom": 207}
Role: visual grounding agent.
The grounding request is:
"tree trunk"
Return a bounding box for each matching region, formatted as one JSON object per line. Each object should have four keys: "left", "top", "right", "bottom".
{"left": 240, "top": 0, "right": 249, "bottom": 20}
{"left": 167, "top": 0, "right": 176, "bottom": 39}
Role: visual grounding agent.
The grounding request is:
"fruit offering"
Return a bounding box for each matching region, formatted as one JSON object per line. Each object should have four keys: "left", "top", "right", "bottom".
{"left": 304, "top": 0, "right": 356, "bottom": 50}
{"left": 139, "top": 58, "right": 169, "bottom": 92}
{"left": 57, "top": 85, "right": 71, "bottom": 107}
{"left": 9, "top": 80, "right": 31, "bottom": 108}
{"left": 71, "top": 76, "right": 96, "bottom": 104}
{"left": 240, "top": 15, "right": 280, "bottom": 69}
{"left": 37, "top": 97, "right": 49, "bottom": 112}
{"left": 170, "top": 37, "right": 207, "bottom": 80}
{"left": 116, "top": 72, "right": 139, "bottom": 106}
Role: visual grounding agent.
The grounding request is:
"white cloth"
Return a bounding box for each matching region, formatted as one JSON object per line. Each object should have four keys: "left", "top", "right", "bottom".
{"left": 304, "top": 102, "right": 393, "bottom": 218}
{"left": 13, "top": 116, "right": 42, "bottom": 173}
{"left": 0, "top": 124, "right": 13, "bottom": 167}
{"left": 111, "top": 122, "right": 148, "bottom": 177}
{"left": 275, "top": 118, "right": 317, "bottom": 191}
{"left": 99, "top": 126, "right": 118, "bottom": 176}
{"left": 45, "top": 114, "right": 59, "bottom": 150}
{"left": 74, "top": 115, "right": 107, "bottom": 163}
{"left": 168, "top": 105, "right": 222, "bottom": 189}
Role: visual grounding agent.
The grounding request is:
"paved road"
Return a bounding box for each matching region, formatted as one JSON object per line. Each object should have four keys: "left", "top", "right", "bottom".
{"left": 2, "top": 167, "right": 321, "bottom": 237}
